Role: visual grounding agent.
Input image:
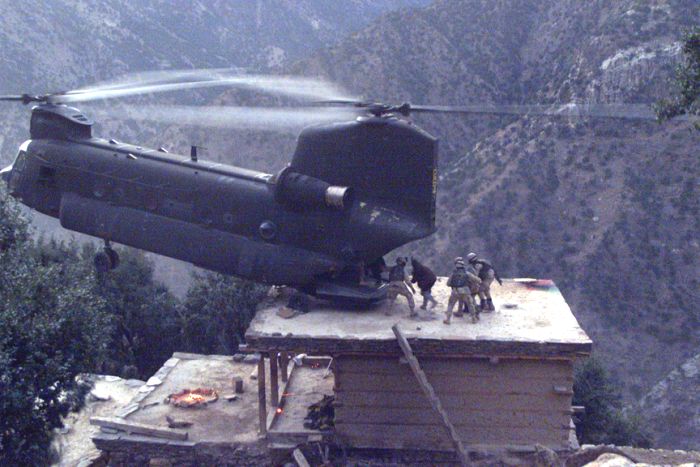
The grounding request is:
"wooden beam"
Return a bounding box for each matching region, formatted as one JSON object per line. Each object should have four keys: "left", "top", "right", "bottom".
{"left": 258, "top": 356, "right": 267, "bottom": 434}
{"left": 280, "top": 351, "right": 289, "bottom": 382}
{"left": 392, "top": 324, "right": 470, "bottom": 467}
{"left": 266, "top": 356, "right": 302, "bottom": 431}
{"left": 270, "top": 352, "right": 279, "bottom": 408}
{"left": 245, "top": 331, "right": 592, "bottom": 358}
{"left": 292, "top": 448, "right": 311, "bottom": 467}
{"left": 89, "top": 416, "right": 188, "bottom": 441}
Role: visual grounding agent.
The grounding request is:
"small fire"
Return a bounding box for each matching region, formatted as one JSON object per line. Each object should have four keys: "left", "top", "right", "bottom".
{"left": 181, "top": 393, "right": 206, "bottom": 404}
{"left": 168, "top": 388, "right": 218, "bottom": 408}
{"left": 276, "top": 407, "right": 283, "bottom": 414}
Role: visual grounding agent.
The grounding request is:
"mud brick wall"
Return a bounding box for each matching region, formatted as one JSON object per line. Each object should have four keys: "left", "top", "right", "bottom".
{"left": 333, "top": 356, "right": 575, "bottom": 451}
{"left": 93, "top": 434, "right": 273, "bottom": 466}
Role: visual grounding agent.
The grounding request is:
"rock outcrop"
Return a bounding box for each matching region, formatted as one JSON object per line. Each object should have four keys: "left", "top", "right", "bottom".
{"left": 639, "top": 353, "right": 700, "bottom": 450}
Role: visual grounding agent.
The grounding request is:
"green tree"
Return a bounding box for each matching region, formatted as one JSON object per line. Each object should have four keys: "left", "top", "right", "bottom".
{"left": 656, "top": 28, "right": 700, "bottom": 128}
{"left": 573, "top": 357, "right": 652, "bottom": 447}
{"left": 0, "top": 186, "right": 111, "bottom": 465}
{"left": 179, "top": 272, "right": 267, "bottom": 355}
{"left": 92, "top": 247, "right": 181, "bottom": 378}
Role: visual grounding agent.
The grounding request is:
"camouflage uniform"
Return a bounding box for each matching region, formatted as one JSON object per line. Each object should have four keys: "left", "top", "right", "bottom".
{"left": 456, "top": 262, "right": 482, "bottom": 321}
{"left": 386, "top": 259, "right": 416, "bottom": 316}
{"left": 444, "top": 259, "right": 481, "bottom": 324}
{"left": 467, "top": 253, "right": 502, "bottom": 311}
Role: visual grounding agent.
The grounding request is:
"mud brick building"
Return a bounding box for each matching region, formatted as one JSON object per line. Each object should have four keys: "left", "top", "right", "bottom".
{"left": 246, "top": 278, "right": 592, "bottom": 453}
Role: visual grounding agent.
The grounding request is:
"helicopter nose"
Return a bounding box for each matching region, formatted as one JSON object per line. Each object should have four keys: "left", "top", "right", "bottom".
{"left": 0, "top": 164, "right": 12, "bottom": 184}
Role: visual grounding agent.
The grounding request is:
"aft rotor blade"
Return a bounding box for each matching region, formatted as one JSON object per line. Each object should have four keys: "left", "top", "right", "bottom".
{"left": 51, "top": 72, "right": 356, "bottom": 104}
{"left": 89, "top": 104, "right": 360, "bottom": 132}
{"left": 407, "top": 103, "right": 666, "bottom": 120}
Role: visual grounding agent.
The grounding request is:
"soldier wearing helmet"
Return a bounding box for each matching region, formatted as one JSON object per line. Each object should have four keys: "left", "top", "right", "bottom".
{"left": 385, "top": 257, "right": 416, "bottom": 317}
{"left": 444, "top": 257, "right": 481, "bottom": 324}
{"left": 467, "top": 252, "right": 502, "bottom": 311}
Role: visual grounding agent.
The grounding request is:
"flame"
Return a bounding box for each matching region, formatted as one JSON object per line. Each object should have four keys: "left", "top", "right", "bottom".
{"left": 181, "top": 393, "right": 206, "bottom": 404}
{"left": 168, "top": 388, "right": 218, "bottom": 407}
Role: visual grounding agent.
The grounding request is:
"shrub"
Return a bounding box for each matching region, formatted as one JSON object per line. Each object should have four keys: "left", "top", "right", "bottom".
{"left": 573, "top": 357, "right": 653, "bottom": 447}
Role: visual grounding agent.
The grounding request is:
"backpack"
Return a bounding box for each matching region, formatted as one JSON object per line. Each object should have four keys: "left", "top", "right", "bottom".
{"left": 450, "top": 268, "right": 468, "bottom": 288}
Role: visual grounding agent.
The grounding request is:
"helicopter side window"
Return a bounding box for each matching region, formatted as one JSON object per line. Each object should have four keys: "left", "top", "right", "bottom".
{"left": 38, "top": 165, "right": 56, "bottom": 185}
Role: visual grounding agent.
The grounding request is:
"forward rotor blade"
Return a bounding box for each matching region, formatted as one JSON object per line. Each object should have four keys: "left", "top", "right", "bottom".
{"left": 407, "top": 103, "right": 666, "bottom": 120}
{"left": 51, "top": 72, "right": 355, "bottom": 104}
{"left": 89, "top": 104, "right": 360, "bottom": 132}
{"left": 72, "top": 68, "right": 239, "bottom": 93}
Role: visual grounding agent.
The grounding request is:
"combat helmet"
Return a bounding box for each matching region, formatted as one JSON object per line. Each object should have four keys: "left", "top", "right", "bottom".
{"left": 466, "top": 252, "right": 478, "bottom": 263}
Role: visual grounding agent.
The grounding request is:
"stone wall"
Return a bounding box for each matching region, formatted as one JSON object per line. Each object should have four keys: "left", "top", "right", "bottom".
{"left": 93, "top": 433, "right": 272, "bottom": 466}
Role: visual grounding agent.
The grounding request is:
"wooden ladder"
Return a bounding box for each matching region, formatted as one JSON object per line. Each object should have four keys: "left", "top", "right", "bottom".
{"left": 392, "top": 324, "right": 471, "bottom": 467}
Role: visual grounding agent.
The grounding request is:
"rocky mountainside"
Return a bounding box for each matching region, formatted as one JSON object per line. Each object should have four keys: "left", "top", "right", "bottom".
{"left": 200, "top": 0, "right": 699, "bottom": 447}
{"left": 0, "top": 0, "right": 428, "bottom": 162}
{"left": 639, "top": 353, "right": 700, "bottom": 450}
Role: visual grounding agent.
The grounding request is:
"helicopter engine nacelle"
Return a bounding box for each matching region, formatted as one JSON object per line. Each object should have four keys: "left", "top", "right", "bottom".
{"left": 274, "top": 167, "right": 352, "bottom": 211}
{"left": 30, "top": 104, "right": 92, "bottom": 140}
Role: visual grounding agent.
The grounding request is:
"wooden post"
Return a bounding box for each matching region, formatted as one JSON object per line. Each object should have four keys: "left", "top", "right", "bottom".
{"left": 280, "top": 352, "right": 289, "bottom": 382}
{"left": 392, "top": 324, "right": 470, "bottom": 467}
{"left": 292, "top": 448, "right": 311, "bottom": 467}
{"left": 233, "top": 376, "right": 244, "bottom": 394}
{"left": 258, "top": 356, "right": 267, "bottom": 434}
{"left": 270, "top": 352, "right": 279, "bottom": 408}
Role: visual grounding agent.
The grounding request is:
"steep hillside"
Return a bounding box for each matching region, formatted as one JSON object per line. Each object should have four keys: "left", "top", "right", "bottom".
{"left": 197, "top": 0, "right": 699, "bottom": 445}
{"left": 0, "top": 0, "right": 428, "bottom": 162}
{"left": 640, "top": 353, "right": 700, "bottom": 450}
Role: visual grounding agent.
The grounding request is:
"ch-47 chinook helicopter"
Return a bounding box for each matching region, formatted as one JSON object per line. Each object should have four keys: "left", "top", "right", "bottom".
{"left": 0, "top": 70, "right": 673, "bottom": 306}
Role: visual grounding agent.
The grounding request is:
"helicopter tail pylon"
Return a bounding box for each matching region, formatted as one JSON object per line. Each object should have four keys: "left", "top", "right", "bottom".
{"left": 290, "top": 115, "right": 438, "bottom": 235}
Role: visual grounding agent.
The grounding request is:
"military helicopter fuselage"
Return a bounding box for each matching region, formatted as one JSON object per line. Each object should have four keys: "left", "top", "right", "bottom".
{"left": 2, "top": 104, "right": 438, "bottom": 303}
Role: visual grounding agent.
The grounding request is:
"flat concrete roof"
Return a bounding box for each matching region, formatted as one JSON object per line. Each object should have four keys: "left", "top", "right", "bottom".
{"left": 246, "top": 278, "right": 592, "bottom": 358}
{"left": 93, "top": 353, "right": 263, "bottom": 448}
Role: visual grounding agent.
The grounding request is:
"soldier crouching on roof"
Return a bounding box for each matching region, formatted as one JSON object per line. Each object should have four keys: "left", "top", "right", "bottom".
{"left": 444, "top": 257, "right": 481, "bottom": 324}
{"left": 385, "top": 257, "right": 417, "bottom": 317}
{"left": 411, "top": 257, "right": 438, "bottom": 311}
{"left": 467, "top": 252, "right": 503, "bottom": 312}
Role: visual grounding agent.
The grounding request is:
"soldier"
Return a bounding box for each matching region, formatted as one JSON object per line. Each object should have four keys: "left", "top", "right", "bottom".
{"left": 444, "top": 257, "right": 481, "bottom": 324}
{"left": 457, "top": 258, "right": 481, "bottom": 318}
{"left": 467, "top": 252, "right": 502, "bottom": 311}
{"left": 366, "top": 256, "right": 387, "bottom": 286}
{"left": 410, "top": 257, "right": 438, "bottom": 310}
{"left": 385, "top": 257, "right": 417, "bottom": 317}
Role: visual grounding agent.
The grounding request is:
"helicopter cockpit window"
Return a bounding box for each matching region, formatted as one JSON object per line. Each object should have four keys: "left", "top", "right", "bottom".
{"left": 9, "top": 150, "right": 27, "bottom": 192}
{"left": 13, "top": 150, "right": 26, "bottom": 171}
